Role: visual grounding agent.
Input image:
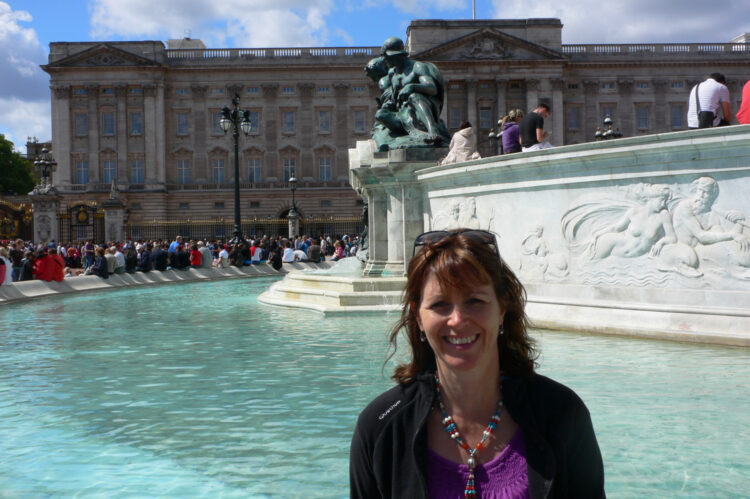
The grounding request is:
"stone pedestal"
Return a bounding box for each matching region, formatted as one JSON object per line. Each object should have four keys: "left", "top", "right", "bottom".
{"left": 349, "top": 140, "right": 447, "bottom": 276}
{"left": 30, "top": 191, "right": 62, "bottom": 246}
{"left": 288, "top": 209, "right": 300, "bottom": 239}
{"left": 103, "top": 197, "right": 126, "bottom": 242}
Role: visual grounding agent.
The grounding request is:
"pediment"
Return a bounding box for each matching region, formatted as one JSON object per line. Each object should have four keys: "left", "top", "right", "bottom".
{"left": 44, "top": 44, "right": 160, "bottom": 69}
{"left": 412, "top": 28, "right": 564, "bottom": 62}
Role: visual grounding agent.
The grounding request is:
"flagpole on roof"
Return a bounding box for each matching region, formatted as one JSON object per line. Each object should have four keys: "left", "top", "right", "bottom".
{"left": 473, "top": 0, "right": 476, "bottom": 19}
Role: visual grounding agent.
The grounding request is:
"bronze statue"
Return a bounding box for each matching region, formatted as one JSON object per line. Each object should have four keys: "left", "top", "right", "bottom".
{"left": 365, "top": 37, "right": 451, "bottom": 151}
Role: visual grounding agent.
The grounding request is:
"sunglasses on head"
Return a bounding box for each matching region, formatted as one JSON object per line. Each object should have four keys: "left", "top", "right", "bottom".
{"left": 412, "top": 229, "right": 500, "bottom": 257}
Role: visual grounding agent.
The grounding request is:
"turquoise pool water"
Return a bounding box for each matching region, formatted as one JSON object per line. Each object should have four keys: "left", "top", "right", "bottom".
{"left": 1, "top": 277, "right": 748, "bottom": 497}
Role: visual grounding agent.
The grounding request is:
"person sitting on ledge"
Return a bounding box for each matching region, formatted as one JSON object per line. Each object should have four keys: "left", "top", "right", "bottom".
{"left": 440, "top": 121, "right": 481, "bottom": 165}
{"left": 520, "top": 103, "right": 553, "bottom": 152}
{"left": 88, "top": 247, "right": 109, "bottom": 279}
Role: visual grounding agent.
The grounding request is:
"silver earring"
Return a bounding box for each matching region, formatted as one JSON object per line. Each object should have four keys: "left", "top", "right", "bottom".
{"left": 499, "top": 325, "right": 504, "bottom": 336}
{"left": 419, "top": 331, "right": 427, "bottom": 342}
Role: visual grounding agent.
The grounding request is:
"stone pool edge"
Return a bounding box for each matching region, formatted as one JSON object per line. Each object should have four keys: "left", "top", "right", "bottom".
{"left": 0, "top": 262, "right": 335, "bottom": 305}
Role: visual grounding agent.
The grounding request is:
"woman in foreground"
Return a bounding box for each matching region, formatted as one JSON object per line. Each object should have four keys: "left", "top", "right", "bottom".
{"left": 350, "top": 229, "right": 604, "bottom": 498}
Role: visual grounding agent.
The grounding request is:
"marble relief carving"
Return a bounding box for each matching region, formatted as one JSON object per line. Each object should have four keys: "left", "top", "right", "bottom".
{"left": 463, "top": 38, "right": 511, "bottom": 59}
{"left": 515, "top": 176, "right": 750, "bottom": 286}
{"left": 431, "top": 197, "right": 491, "bottom": 231}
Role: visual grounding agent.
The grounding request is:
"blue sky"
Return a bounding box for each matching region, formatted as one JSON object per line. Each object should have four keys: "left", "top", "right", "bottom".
{"left": 1, "top": 0, "right": 748, "bottom": 154}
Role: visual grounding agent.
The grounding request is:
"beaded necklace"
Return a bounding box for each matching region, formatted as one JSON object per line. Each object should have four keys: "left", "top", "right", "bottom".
{"left": 434, "top": 373, "right": 503, "bottom": 499}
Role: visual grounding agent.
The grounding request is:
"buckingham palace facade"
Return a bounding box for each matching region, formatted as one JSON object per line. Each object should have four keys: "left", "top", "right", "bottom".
{"left": 42, "top": 18, "right": 750, "bottom": 222}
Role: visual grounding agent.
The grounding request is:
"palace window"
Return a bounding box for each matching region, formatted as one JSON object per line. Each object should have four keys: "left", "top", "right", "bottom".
{"left": 247, "top": 87, "right": 259, "bottom": 94}
{"left": 212, "top": 111, "right": 223, "bottom": 134}
{"left": 211, "top": 88, "right": 224, "bottom": 96}
{"left": 449, "top": 107, "right": 462, "bottom": 129}
{"left": 319, "top": 157, "right": 332, "bottom": 182}
{"left": 637, "top": 107, "right": 650, "bottom": 129}
{"left": 354, "top": 110, "right": 367, "bottom": 133}
{"left": 179, "top": 202, "right": 190, "bottom": 210}
{"left": 101, "top": 112, "right": 115, "bottom": 136}
{"left": 128, "top": 87, "right": 143, "bottom": 95}
{"left": 568, "top": 83, "right": 580, "bottom": 90}
{"left": 479, "top": 107, "right": 492, "bottom": 129}
{"left": 248, "top": 158, "right": 261, "bottom": 183}
{"left": 282, "top": 86, "right": 295, "bottom": 94}
{"left": 130, "top": 159, "right": 144, "bottom": 184}
{"left": 177, "top": 112, "right": 189, "bottom": 135}
{"left": 103, "top": 159, "right": 117, "bottom": 184}
{"left": 601, "top": 105, "right": 616, "bottom": 122}
{"left": 177, "top": 159, "right": 190, "bottom": 184}
{"left": 636, "top": 82, "right": 649, "bottom": 89}
{"left": 283, "top": 157, "right": 296, "bottom": 182}
{"left": 73, "top": 87, "right": 87, "bottom": 96}
{"left": 282, "top": 111, "right": 295, "bottom": 133}
{"left": 319, "top": 110, "right": 331, "bottom": 133}
{"left": 101, "top": 87, "right": 114, "bottom": 95}
{"left": 601, "top": 82, "right": 615, "bottom": 90}
{"left": 249, "top": 201, "right": 260, "bottom": 208}
{"left": 321, "top": 200, "right": 332, "bottom": 207}
{"left": 671, "top": 81, "right": 684, "bottom": 89}
{"left": 248, "top": 111, "right": 260, "bottom": 133}
{"left": 671, "top": 105, "right": 684, "bottom": 128}
{"left": 212, "top": 159, "right": 226, "bottom": 183}
{"left": 567, "top": 107, "right": 581, "bottom": 130}
{"left": 75, "top": 112, "right": 88, "bottom": 136}
{"left": 129, "top": 112, "right": 143, "bottom": 135}
{"left": 353, "top": 86, "right": 366, "bottom": 93}
{"left": 317, "top": 87, "right": 330, "bottom": 94}
{"left": 176, "top": 88, "right": 189, "bottom": 95}
{"left": 75, "top": 160, "right": 89, "bottom": 184}
{"left": 214, "top": 202, "right": 225, "bottom": 209}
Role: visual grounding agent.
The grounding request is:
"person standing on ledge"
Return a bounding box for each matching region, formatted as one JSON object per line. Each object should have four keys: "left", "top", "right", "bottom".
{"left": 736, "top": 79, "right": 750, "bottom": 125}
{"left": 520, "top": 103, "right": 553, "bottom": 152}
{"left": 687, "top": 73, "right": 731, "bottom": 129}
{"left": 350, "top": 229, "right": 604, "bottom": 498}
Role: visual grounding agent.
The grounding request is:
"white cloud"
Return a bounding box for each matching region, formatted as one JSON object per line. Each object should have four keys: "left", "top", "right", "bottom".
{"left": 361, "top": 0, "right": 468, "bottom": 15}
{"left": 0, "top": 2, "right": 48, "bottom": 99}
{"left": 90, "top": 0, "right": 336, "bottom": 47}
{"left": 0, "top": 97, "right": 51, "bottom": 154}
{"left": 492, "top": 0, "right": 748, "bottom": 43}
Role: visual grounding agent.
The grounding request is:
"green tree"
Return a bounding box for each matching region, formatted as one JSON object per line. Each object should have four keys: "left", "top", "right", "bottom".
{"left": 0, "top": 134, "right": 38, "bottom": 195}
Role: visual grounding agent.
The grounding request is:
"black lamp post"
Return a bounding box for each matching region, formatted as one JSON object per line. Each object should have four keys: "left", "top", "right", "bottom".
{"left": 33, "top": 147, "right": 57, "bottom": 188}
{"left": 487, "top": 118, "right": 504, "bottom": 154}
{"left": 220, "top": 93, "right": 252, "bottom": 245}
{"left": 288, "top": 176, "right": 299, "bottom": 238}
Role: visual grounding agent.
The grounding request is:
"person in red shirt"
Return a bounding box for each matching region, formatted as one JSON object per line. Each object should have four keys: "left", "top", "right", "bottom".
{"left": 737, "top": 80, "right": 750, "bottom": 125}
{"left": 36, "top": 248, "right": 65, "bottom": 282}
{"left": 189, "top": 244, "right": 202, "bottom": 268}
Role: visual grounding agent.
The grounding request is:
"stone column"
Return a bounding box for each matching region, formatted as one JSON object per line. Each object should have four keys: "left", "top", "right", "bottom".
{"left": 495, "top": 78, "right": 508, "bottom": 121}
{"left": 288, "top": 208, "right": 300, "bottom": 238}
{"left": 551, "top": 78, "right": 564, "bottom": 146}
{"left": 583, "top": 80, "right": 599, "bottom": 142}
{"left": 51, "top": 85, "right": 71, "bottom": 189}
{"left": 525, "top": 79, "right": 540, "bottom": 112}
{"left": 143, "top": 84, "right": 159, "bottom": 185}
{"left": 115, "top": 85, "right": 128, "bottom": 183}
{"left": 298, "top": 82, "right": 315, "bottom": 181}
{"left": 364, "top": 187, "right": 388, "bottom": 276}
{"left": 30, "top": 192, "right": 61, "bottom": 246}
{"left": 402, "top": 183, "right": 424, "bottom": 274}
{"left": 262, "top": 83, "right": 279, "bottom": 180}
{"left": 466, "top": 78, "right": 477, "bottom": 127}
{"left": 154, "top": 84, "right": 167, "bottom": 186}
{"left": 103, "top": 195, "right": 126, "bottom": 242}
{"left": 653, "top": 79, "right": 668, "bottom": 132}
{"left": 86, "top": 85, "right": 100, "bottom": 184}
{"left": 617, "top": 79, "right": 634, "bottom": 137}
{"left": 385, "top": 185, "right": 404, "bottom": 274}
{"left": 190, "top": 84, "right": 208, "bottom": 185}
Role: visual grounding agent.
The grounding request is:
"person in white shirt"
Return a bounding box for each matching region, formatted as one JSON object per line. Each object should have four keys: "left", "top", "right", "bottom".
{"left": 282, "top": 240, "right": 295, "bottom": 263}
{"left": 214, "top": 245, "right": 230, "bottom": 268}
{"left": 292, "top": 249, "right": 308, "bottom": 262}
{"left": 113, "top": 246, "right": 126, "bottom": 273}
{"left": 687, "top": 73, "right": 731, "bottom": 129}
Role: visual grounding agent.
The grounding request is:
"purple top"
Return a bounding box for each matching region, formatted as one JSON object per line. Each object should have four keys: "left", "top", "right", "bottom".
{"left": 502, "top": 122, "right": 521, "bottom": 154}
{"left": 428, "top": 428, "right": 529, "bottom": 499}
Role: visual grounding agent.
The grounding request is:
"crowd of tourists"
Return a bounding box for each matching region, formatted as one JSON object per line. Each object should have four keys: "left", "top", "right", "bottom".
{"left": 0, "top": 233, "right": 362, "bottom": 284}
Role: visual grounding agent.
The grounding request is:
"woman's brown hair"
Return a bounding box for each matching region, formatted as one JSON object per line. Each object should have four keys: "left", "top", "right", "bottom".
{"left": 388, "top": 230, "right": 537, "bottom": 383}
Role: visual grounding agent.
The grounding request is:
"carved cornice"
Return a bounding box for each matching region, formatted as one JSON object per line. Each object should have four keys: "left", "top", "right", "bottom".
{"left": 52, "top": 85, "right": 71, "bottom": 99}
{"left": 261, "top": 83, "right": 279, "bottom": 97}
{"left": 297, "top": 82, "right": 315, "bottom": 97}
{"left": 227, "top": 84, "right": 243, "bottom": 96}
{"left": 652, "top": 79, "right": 669, "bottom": 92}
{"left": 582, "top": 79, "right": 599, "bottom": 92}
{"left": 333, "top": 82, "right": 350, "bottom": 96}
{"left": 190, "top": 84, "right": 208, "bottom": 98}
{"left": 617, "top": 79, "right": 634, "bottom": 92}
